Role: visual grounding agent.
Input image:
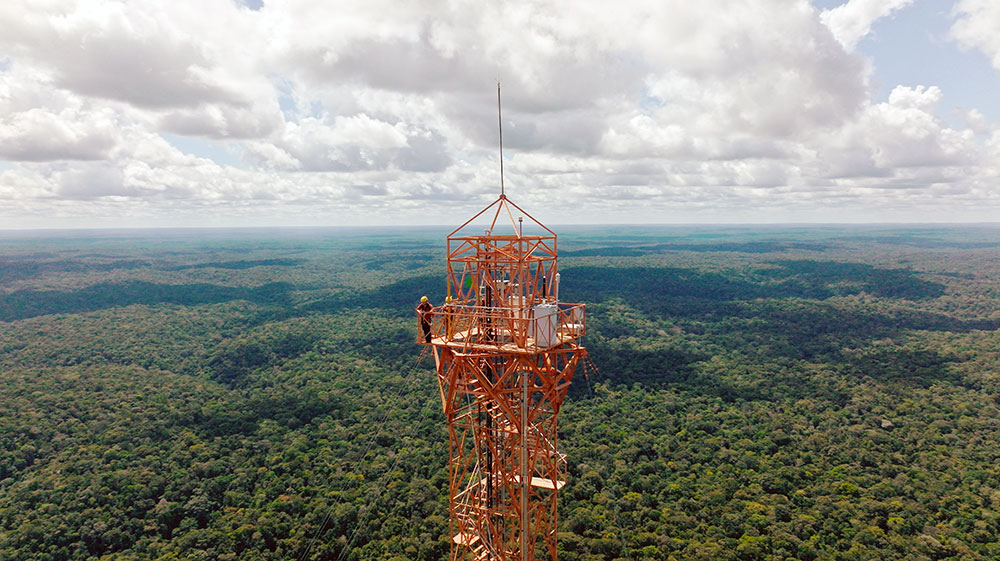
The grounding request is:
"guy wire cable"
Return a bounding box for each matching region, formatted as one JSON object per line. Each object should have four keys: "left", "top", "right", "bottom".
{"left": 296, "top": 345, "right": 431, "bottom": 561}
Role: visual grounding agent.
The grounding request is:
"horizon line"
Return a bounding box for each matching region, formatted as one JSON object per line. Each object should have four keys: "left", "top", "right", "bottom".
{"left": 3, "top": 221, "right": 1000, "bottom": 234}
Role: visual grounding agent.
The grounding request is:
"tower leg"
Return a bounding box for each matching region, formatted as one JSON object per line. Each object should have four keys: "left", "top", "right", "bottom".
{"left": 438, "top": 349, "right": 581, "bottom": 561}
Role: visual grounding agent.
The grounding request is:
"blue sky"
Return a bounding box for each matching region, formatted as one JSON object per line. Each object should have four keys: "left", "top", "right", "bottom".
{"left": 1, "top": 0, "right": 998, "bottom": 228}
{"left": 856, "top": 1, "right": 1000, "bottom": 124}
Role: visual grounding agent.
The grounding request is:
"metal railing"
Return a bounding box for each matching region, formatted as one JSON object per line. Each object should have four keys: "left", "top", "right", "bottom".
{"left": 418, "top": 302, "right": 586, "bottom": 350}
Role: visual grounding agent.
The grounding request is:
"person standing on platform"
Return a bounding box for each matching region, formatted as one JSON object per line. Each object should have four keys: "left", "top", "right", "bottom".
{"left": 416, "top": 296, "right": 433, "bottom": 343}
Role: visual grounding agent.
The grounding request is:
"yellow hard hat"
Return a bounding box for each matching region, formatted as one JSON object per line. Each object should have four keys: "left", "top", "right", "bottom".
{"left": 421, "top": 296, "right": 428, "bottom": 302}
{"left": 445, "top": 296, "right": 452, "bottom": 303}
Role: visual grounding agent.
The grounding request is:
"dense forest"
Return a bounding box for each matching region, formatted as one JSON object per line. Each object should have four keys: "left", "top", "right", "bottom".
{"left": 1, "top": 223, "right": 999, "bottom": 561}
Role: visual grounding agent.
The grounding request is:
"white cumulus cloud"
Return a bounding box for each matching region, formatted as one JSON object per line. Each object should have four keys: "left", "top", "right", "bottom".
{"left": 950, "top": 0, "right": 1000, "bottom": 72}
{"left": 820, "top": 0, "right": 915, "bottom": 50}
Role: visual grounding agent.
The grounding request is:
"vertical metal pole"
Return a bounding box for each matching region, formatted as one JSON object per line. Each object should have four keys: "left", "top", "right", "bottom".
{"left": 521, "top": 370, "right": 529, "bottom": 561}
{"left": 498, "top": 82, "right": 505, "bottom": 197}
{"left": 518, "top": 217, "right": 524, "bottom": 331}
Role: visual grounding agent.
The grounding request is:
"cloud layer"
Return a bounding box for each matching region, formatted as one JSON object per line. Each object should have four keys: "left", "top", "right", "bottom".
{"left": 0, "top": 0, "right": 998, "bottom": 227}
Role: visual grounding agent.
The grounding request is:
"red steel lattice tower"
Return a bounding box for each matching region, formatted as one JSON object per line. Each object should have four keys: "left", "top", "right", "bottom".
{"left": 418, "top": 194, "right": 586, "bottom": 561}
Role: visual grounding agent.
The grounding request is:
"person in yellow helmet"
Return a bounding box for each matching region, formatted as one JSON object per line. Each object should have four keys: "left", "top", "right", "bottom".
{"left": 416, "top": 296, "right": 433, "bottom": 342}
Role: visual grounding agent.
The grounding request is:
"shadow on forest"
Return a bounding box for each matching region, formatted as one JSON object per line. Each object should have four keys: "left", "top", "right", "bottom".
{"left": 206, "top": 328, "right": 318, "bottom": 386}
{"left": 0, "top": 281, "right": 294, "bottom": 322}
{"left": 562, "top": 240, "right": 831, "bottom": 256}
{"left": 830, "top": 235, "right": 1000, "bottom": 250}
{"left": 0, "top": 258, "right": 150, "bottom": 283}
{"left": 301, "top": 274, "right": 445, "bottom": 317}
{"left": 843, "top": 347, "right": 965, "bottom": 389}
{"left": 561, "top": 264, "right": 993, "bottom": 395}
{"left": 0, "top": 256, "right": 309, "bottom": 285}
{"left": 572, "top": 344, "right": 705, "bottom": 397}
{"left": 758, "top": 260, "right": 946, "bottom": 299}
{"left": 562, "top": 234, "right": 1000, "bottom": 257}
{"left": 562, "top": 262, "right": 946, "bottom": 303}
{"left": 580, "top": 337, "right": 967, "bottom": 403}
{"left": 173, "top": 391, "right": 344, "bottom": 436}
{"left": 362, "top": 254, "right": 435, "bottom": 270}
{"left": 165, "top": 258, "right": 307, "bottom": 271}
{"left": 560, "top": 265, "right": 990, "bottom": 339}
{"left": 205, "top": 323, "right": 416, "bottom": 388}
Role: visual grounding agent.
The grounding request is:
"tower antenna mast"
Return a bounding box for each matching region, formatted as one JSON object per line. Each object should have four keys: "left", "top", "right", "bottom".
{"left": 498, "top": 81, "right": 505, "bottom": 197}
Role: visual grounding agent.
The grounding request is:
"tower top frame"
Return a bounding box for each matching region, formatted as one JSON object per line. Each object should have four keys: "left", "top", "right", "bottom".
{"left": 442, "top": 195, "right": 570, "bottom": 344}
{"left": 448, "top": 194, "right": 556, "bottom": 240}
